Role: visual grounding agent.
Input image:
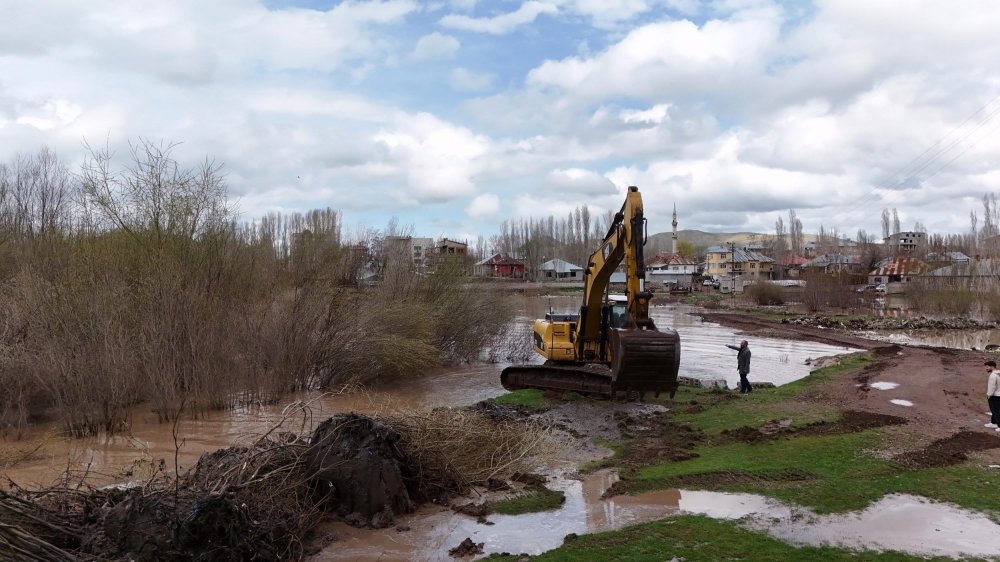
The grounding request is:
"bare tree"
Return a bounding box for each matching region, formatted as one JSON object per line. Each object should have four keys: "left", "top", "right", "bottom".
{"left": 788, "top": 209, "right": 803, "bottom": 256}
{"left": 0, "top": 147, "right": 73, "bottom": 240}
{"left": 79, "top": 138, "right": 230, "bottom": 245}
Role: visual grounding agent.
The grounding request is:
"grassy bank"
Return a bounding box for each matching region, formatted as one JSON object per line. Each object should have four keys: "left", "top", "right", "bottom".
{"left": 497, "top": 353, "right": 1000, "bottom": 560}
{"left": 487, "top": 515, "right": 960, "bottom": 561}
{"left": 625, "top": 354, "right": 1000, "bottom": 514}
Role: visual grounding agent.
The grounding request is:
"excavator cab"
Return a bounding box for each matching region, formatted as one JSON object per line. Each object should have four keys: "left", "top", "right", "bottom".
{"left": 607, "top": 295, "right": 628, "bottom": 329}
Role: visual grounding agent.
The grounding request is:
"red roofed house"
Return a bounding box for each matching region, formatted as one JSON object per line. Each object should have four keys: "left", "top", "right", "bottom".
{"left": 474, "top": 254, "right": 526, "bottom": 279}
{"left": 779, "top": 254, "right": 808, "bottom": 278}
{"left": 868, "top": 257, "right": 928, "bottom": 291}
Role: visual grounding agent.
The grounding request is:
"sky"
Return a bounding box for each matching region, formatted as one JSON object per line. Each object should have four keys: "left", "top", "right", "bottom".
{"left": 2, "top": 0, "right": 1000, "bottom": 243}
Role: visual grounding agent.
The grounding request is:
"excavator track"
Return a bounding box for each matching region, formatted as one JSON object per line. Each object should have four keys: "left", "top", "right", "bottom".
{"left": 501, "top": 363, "right": 614, "bottom": 396}
{"left": 501, "top": 327, "right": 680, "bottom": 399}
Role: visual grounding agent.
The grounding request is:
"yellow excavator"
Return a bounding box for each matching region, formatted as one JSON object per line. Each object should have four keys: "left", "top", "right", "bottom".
{"left": 501, "top": 186, "right": 681, "bottom": 399}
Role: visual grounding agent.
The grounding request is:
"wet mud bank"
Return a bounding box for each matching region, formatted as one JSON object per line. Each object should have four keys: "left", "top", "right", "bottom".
{"left": 0, "top": 410, "right": 545, "bottom": 561}
{"left": 695, "top": 311, "right": 885, "bottom": 349}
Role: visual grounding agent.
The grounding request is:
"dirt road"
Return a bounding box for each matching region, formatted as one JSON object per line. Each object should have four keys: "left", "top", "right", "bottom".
{"left": 700, "top": 312, "right": 1000, "bottom": 441}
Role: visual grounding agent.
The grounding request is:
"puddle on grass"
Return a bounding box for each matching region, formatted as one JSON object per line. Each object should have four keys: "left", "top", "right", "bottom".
{"left": 869, "top": 382, "right": 900, "bottom": 390}
{"left": 315, "top": 470, "right": 791, "bottom": 561}
{"left": 764, "top": 494, "right": 1000, "bottom": 559}
{"left": 890, "top": 399, "right": 915, "bottom": 407}
{"left": 316, "top": 471, "right": 1000, "bottom": 561}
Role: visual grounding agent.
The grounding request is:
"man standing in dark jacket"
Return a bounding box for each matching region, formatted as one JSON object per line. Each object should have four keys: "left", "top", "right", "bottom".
{"left": 726, "top": 340, "right": 752, "bottom": 393}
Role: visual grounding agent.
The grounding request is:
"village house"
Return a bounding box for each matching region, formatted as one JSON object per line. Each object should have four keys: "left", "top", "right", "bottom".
{"left": 541, "top": 258, "right": 584, "bottom": 281}
{"left": 801, "top": 253, "right": 865, "bottom": 276}
{"left": 922, "top": 259, "right": 1000, "bottom": 291}
{"left": 778, "top": 254, "right": 808, "bottom": 278}
{"left": 473, "top": 254, "right": 525, "bottom": 279}
{"left": 645, "top": 253, "right": 697, "bottom": 287}
{"left": 868, "top": 257, "right": 928, "bottom": 290}
{"left": 704, "top": 245, "right": 774, "bottom": 280}
{"left": 803, "top": 238, "right": 859, "bottom": 258}
{"left": 924, "top": 251, "right": 971, "bottom": 265}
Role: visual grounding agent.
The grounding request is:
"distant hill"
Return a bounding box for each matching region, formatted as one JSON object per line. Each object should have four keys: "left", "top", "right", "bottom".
{"left": 647, "top": 230, "right": 764, "bottom": 253}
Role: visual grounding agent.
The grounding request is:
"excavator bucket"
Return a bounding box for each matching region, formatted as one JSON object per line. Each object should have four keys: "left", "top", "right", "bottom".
{"left": 609, "top": 328, "right": 681, "bottom": 397}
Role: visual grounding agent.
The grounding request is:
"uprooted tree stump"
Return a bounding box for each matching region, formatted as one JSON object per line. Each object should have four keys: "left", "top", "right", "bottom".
{"left": 0, "top": 409, "right": 548, "bottom": 561}
{"left": 306, "top": 413, "right": 417, "bottom": 527}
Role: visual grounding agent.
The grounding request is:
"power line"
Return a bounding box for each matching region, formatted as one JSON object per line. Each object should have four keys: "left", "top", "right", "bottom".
{"left": 797, "top": 93, "right": 1000, "bottom": 235}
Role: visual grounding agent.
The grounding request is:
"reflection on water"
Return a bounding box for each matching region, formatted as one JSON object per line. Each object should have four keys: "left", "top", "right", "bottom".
{"left": 764, "top": 494, "right": 1000, "bottom": 559}
{"left": 316, "top": 471, "right": 1000, "bottom": 561}
{"left": 316, "top": 470, "right": 791, "bottom": 561}
{"left": 861, "top": 328, "right": 1000, "bottom": 350}
{"left": 651, "top": 304, "right": 861, "bottom": 389}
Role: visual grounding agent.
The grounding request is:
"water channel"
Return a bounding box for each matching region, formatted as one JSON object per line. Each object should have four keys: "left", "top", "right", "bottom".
{"left": 3, "top": 299, "right": 996, "bottom": 560}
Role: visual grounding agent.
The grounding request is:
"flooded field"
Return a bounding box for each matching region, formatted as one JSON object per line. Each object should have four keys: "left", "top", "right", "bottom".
{"left": 3, "top": 300, "right": 856, "bottom": 488}
{"left": 320, "top": 470, "right": 1000, "bottom": 561}
{"left": 2, "top": 297, "right": 951, "bottom": 561}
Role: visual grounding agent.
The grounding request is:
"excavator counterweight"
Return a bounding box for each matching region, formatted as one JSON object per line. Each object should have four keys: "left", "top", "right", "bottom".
{"left": 500, "top": 186, "right": 681, "bottom": 399}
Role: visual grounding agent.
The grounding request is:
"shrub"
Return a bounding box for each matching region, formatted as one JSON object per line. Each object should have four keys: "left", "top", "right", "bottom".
{"left": 744, "top": 281, "right": 784, "bottom": 306}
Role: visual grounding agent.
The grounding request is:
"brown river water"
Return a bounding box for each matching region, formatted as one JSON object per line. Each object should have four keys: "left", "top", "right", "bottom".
{"left": 3, "top": 299, "right": 999, "bottom": 559}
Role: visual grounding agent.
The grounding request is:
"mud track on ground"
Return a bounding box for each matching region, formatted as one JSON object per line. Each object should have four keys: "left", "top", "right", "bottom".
{"left": 895, "top": 431, "right": 1000, "bottom": 469}
{"left": 719, "top": 410, "right": 908, "bottom": 444}
{"left": 694, "top": 312, "right": 885, "bottom": 350}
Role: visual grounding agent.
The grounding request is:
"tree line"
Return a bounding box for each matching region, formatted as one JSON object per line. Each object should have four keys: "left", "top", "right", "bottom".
{"left": 0, "top": 142, "right": 512, "bottom": 437}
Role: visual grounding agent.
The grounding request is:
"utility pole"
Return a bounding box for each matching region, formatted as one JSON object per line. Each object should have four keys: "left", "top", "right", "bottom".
{"left": 729, "top": 241, "right": 736, "bottom": 305}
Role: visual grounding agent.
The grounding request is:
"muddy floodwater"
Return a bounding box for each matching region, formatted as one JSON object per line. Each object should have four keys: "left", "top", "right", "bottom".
{"left": 1, "top": 363, "right": 509, "bottom": 487}
{"left": 2, "top": 299, "right": 872, "bottom": 559}
{"left": 320, "top": 470, "right": 1000, "bottom": 561}
{"left": 3, "top": 301, "right": 854, "bottom": 487}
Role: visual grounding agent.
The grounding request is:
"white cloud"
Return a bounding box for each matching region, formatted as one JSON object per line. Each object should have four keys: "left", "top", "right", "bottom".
{"left": 413, "top": 32, "right": 460, "bottom": 60}
{"left": 374, "top": 112, "right": 491, "bottom": 202}
{"left": 13, "top": 99, "right": 82, "bottom": 131}
{"left": 467, "top": 193, "right": 500, "bottom": 219}
{"left": 527, "top": 13, "right": 780, "bottom": 102}
{"left": 545, "top": 168, "right": 615, "bottom": 196}
{"left": 620, "top": 103, "right": 671, "bottom": 125}
{"left": 4, "top": 0, "right": 1000, "bottom": 240}
{"left": 440, "top": 1, "right": 558, "bottom": 34}
{"left": 0, "top": 0, "right": 420, "bottom": 84}
{"left": 450, "top": 68, "right": 495, "bottom": 92}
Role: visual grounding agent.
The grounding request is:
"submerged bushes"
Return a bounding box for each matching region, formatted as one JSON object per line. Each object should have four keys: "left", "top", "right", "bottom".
{"left": 744, "top": 281, "right": 784, "bottom": 306}
{"left": 0, "top": 410, "right": 548, "bottom": 561}
{"left": 0, "top": 142, "right": 514, "bottom": 436}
